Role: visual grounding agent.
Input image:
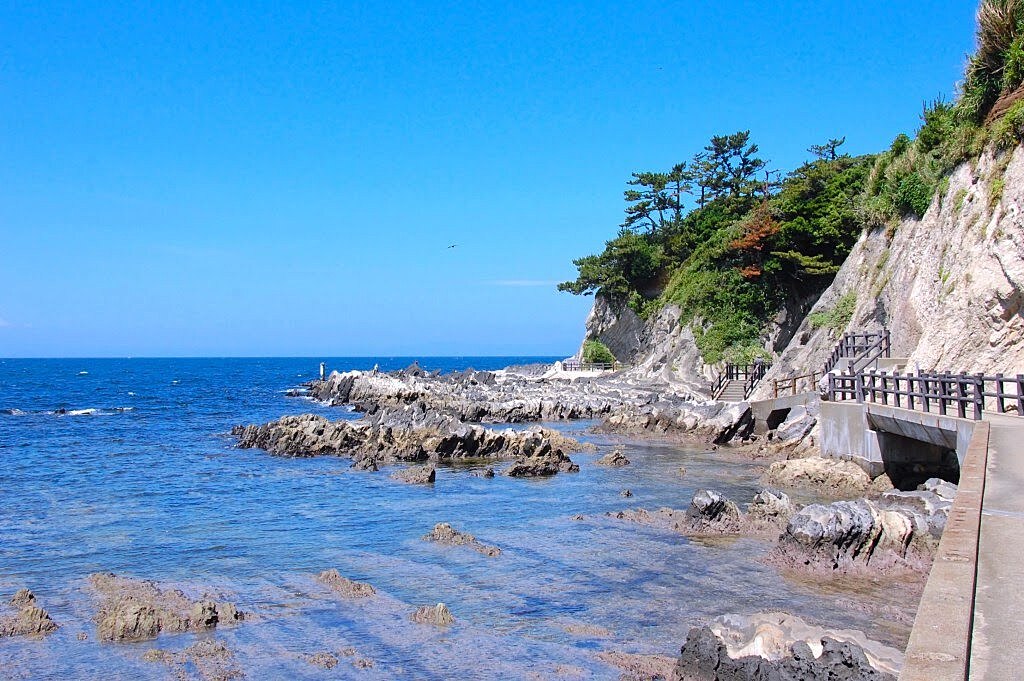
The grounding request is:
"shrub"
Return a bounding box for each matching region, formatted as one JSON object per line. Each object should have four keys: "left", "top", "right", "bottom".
{"left": 582, "top": 339, "right": 616, "bottom": 364}
{"left": 992, "top": 98, "right": 1024, "bottom": 148}
{"left": 893, "top": 172, "right": 933, "bottom": 217}
{"left": 808, "top": 292, "right": 857, "bottom": 333}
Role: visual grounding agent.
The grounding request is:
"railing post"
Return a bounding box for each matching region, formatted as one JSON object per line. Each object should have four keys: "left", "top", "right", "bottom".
{"left": 907, "top": 374, "right": 915, "bottom": 411}
{"left": 974, "top": 373, "right": 985, "bottom": 420}
{"left": 855, "top": 372, "right": 864, "bottom": 403}
{"left": 893, "top": 372, "right": 901, "bottom": 408}
{"left": 996, "top": 373, "right": 1006, "bottom": 413}
{"left": 1018, "top": 374, "right": 1024, "bottom": 416}
{"left": 957, "top": 373, "right": 968, "bottom": 419}
{"left": 828, "top": 373, "right": 835, "bottom": 401}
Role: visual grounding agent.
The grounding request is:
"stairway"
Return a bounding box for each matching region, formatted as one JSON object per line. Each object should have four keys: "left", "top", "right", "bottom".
{"left": 716, "top": 380, "right": 749, "bottom": 403}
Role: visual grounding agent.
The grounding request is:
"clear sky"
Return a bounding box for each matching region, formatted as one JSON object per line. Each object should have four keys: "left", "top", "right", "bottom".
{"left": 1, "top": 1, "right": 977, "bottom": 357}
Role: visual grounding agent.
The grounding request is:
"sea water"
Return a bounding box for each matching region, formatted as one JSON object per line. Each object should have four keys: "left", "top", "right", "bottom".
{"left": 0, "top": 358, "right": 909, "bottom": 679}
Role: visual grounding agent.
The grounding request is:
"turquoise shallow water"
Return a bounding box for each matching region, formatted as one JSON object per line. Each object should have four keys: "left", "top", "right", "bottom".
{"left": 0, "top": 358, "right": 909, "bottom": 679}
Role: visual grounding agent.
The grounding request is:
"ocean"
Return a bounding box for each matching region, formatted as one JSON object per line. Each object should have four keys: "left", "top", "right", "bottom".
{"left": 0, "top": 358, "right": 899, "bottom": 679}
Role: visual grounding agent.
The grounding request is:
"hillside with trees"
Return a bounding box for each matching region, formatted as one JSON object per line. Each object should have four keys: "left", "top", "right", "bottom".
{"left": 559, "top": 0, "right": 1024, "bottom": 366}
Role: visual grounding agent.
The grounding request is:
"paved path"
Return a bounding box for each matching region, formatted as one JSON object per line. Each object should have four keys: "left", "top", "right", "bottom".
{"left": 969, "top": 414, "right": 1024, "bottom": 679}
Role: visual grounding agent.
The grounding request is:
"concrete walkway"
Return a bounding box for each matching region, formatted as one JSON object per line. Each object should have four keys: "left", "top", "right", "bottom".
{"left": 969, "top": 414, "right": 1024, "bottom": 679}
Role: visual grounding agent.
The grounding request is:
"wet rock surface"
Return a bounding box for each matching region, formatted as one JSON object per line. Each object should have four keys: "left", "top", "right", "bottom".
{"left": 411, "top": 602, "right": 455, "bottom": 626}
{"left": 610, "top": 488, "right": 796, "bottom": 538}
{"left": 143, "top": 639, "right": 244, "bottom": 680}
{"left": 672, "top": 619, "right": 898, "bottom": 681}
{"left": 233, "top": 404, "right": 582, "bottom": 474}
{"left": 505, "top": 450, "right": 580, "bottom": 477}
{"left": 768, "top": 497, "right": 940, "bottom": 574}
{"left": 596, "top": 448, "right": 631, "bottom": 466}
{"left": 423, "top": 522, "right": 501, "bottom": 557}
{"left": 0, "top": 589, "right": 59, "bottom": 638}
{"left": 597, "top": 651, "right": 677, "bottom": 680}
{"left": 390, "top": 463, "right": 436, "bottom": 484}
{"left": 314, "top": 569, "right": 376, "bottom": 598}
{"left": 88, "top": 573, "right": 244, "bottom": 642}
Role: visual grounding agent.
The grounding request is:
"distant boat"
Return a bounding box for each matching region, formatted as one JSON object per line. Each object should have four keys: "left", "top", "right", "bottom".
{"left": 77, "top": 371, "right": 88, "bottom": 376}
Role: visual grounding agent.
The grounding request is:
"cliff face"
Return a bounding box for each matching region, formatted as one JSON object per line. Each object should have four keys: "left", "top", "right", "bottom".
{"left": 576, "top": 296, "right": 708, "bottom": 393}
{"left": 755, "top": 144, "right": 1024, "bottom": 397}
{"left": 581, "top": 144, "right": 1024, "bottom": 400}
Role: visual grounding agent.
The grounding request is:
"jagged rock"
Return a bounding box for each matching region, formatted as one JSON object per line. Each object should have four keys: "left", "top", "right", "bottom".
{"left": 411, "top": 603, "right": 454, "bottom": 626}
{"left": 391, "top": 464, "right": 436, "bottom": 484}
{"left": 423, "top": 523, "right": 501, "bottom": 557}
{"left": 10, "top": 589, "right": 35, "bottom": 608}
{"left": 306, "top": 652, "right": 339, "bottom": 669}
{"left": 88, "top": 573, "right": 244, "bottom": 642}
{"left": 596, "top": 449, "right": 630, "bottom": 466}
{"left": 686, "top": 489, "right": 742, "bottom": 533}
{"left": 143, "top": 639, "right": 243, "bottom": 680}
{"left": 315, "top": 569, "right": 376, "bottom": 598}
{"left": 621, "top": 489, "right": 633, "bottom": 497}
{"left": 0, "top": 592, "right": 59, "bottom": 638}
{"left": 775, "top": 406, "right": 816, "bottom": 442}
{"left": 234, "top": 407, "right": 581, "bottom": 474}
{"left": 919, "top": 477, "right": 957, "bottom": 501}
{"left": 769, "top": 498, "right": 936, "bottom": 574}
{"left": 672, "top": 617, "right": 899, "bottom": 681}
{"left": 505, "top": 451, "right": 579, "bottom": 477}
{"left": 747, "top": 488, "right": 795, "bottom": 527}
{"left": 763, "top": 457, "right": 872, "bottom": 497}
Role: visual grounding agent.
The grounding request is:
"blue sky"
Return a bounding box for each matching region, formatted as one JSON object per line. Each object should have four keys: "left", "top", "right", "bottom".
{"left": 1, "top": 1, "right": 977, "bottom": 357}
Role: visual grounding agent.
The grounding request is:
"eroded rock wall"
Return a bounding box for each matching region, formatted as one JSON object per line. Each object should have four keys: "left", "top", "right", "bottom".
{"left": 754, "top": 145, "right": 1024, "bottom": 399}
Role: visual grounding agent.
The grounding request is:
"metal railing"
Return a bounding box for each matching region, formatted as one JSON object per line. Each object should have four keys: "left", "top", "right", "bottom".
{"left": 827, "top": 370, "right": 1024, "bottom": 420}
{"left": 823, "top": 330, "right": 891, "bottom": 374}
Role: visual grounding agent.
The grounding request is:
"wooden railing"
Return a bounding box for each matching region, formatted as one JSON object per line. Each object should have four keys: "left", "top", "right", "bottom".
{"left": 827, "top": 370, "right": 1024, "bottom": 420}
{"left": 773, "top": 370, "right": 824, "bottom": 398}
{"left": 712, "top": 362, "right": 770, "bottom": 399}
{"left": 823, "top": 330, "right": 891, "bottom": 373}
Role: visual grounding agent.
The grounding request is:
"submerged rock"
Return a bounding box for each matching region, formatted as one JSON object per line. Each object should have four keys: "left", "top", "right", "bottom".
{"left": 306, "top": 652, "right": 339, "bottom": 669}
{"left": 0, "top": 589, "right": 59, "bottom": 638}
{"left": 596, "top": 449, "right": 630, "bottom": 467}
{"left": 143, "top": 639, "right": 243, "bottom": 680}
{"left": 597, "top": 651, "right": 677, "bottom": 680}
{"left": 390, "top": 464, "right": 436, "bottom": 484}
{"left": 315, "top": 569, "right": 376, "bottom": 598}
{"left": 423, "top": 522, "right": 501, "bottom": 557}
{"left": 88, "top": 573, "right": 244, "bottom": 642}
{"left": 411, "top": 602, "right": 454, "bottom": 626}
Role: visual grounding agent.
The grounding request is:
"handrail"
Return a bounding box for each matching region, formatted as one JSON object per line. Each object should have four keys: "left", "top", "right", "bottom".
{"left": 773, "top": 370, "right": 824, "bottom": 398}
{"left": 827, "top": 370, "right": 1024, "bottom": 420}
{"left": 562, "top": 360, "right": 626, "bottom": 372}
{"left": 847, "top": 330, "right": 893, "bottom": 373}
{"left": 823, "top": 330, "right": 891, "bottom": 374}
{"left": 713, "top": 362, "right": 770, "bottom": 399}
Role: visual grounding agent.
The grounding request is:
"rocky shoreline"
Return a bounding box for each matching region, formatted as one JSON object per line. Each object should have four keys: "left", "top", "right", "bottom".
{"left": 220, "top": 360, "right": 958, "bottom": 679}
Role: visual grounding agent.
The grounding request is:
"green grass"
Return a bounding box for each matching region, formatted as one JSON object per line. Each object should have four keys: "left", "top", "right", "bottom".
{"left": 808, "top": 292, "right": 857, "bottom": 333}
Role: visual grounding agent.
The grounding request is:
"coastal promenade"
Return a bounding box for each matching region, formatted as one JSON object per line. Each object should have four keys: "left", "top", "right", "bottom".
{"left": 898, "top": 414, "right": 1024, "bottom": 680}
